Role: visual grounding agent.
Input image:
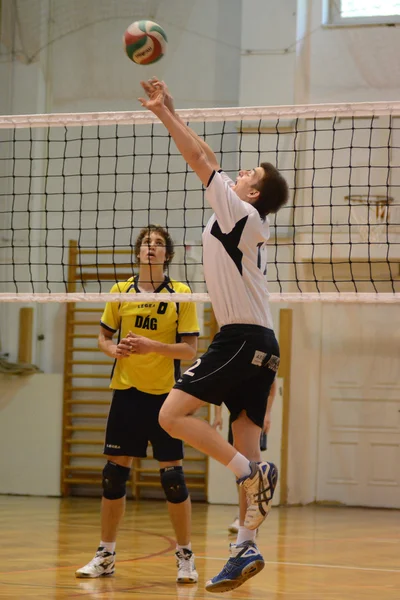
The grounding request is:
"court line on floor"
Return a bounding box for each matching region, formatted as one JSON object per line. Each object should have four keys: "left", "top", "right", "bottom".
{"left": 0, "top": 529, "right": 176, "bottom": 575}
{"left": 198, "top": 556, "right": 400, "bottom": 574}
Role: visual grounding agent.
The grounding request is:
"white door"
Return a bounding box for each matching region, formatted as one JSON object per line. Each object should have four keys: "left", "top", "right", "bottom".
{"left": 317, "top": 303, "right": 400, "bottom": 508}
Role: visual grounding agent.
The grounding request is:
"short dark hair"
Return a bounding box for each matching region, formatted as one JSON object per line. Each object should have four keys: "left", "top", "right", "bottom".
{"left": 252, "top": 162, "right": 289, "bottom": 218}
{"left": 134, "top": 225, "right": 175, "bottom": 269}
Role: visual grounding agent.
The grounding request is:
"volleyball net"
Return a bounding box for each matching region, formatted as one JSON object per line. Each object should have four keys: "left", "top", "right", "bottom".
{"left": 0, "top": 102, "right": 400, "bottom": 304}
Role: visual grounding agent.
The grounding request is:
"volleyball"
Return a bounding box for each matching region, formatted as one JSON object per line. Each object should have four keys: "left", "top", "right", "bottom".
{"left": 123, "top": 20, "right": 167, "bottom": 65}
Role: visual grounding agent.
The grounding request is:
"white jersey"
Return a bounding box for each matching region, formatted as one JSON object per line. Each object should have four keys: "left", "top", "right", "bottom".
{"left": 203, "top": 170, "right": 274, "bottom": 330}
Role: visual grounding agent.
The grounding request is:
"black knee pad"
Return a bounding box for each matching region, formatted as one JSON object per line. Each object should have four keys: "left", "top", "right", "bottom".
{"left": 102, "top": 461, "right": 131, "bottom": 500}
{"left": 160, "top": 466, "right": 189, "bottom": 504}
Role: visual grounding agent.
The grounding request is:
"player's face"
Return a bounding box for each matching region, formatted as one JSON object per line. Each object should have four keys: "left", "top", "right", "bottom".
{"left": 233, "top": 166, "right": 264, "bottom": 203}
{"left": 139, "top": 232, "right": 167, "bottom": 266}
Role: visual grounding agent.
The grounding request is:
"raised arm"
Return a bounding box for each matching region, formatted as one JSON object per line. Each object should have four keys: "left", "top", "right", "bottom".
{"left": 145, "top": 79, "right": 220, "bottom": 170}
{"left": 139, "top": 81, "right": 219, "bottom": 187}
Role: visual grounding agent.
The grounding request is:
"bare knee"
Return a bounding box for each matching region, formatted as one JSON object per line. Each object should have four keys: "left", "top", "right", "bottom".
{"left": 158, "top": 403, "right": 176, "bottom": 436}
{"left": 159, "top": 390, "right": 204, "bottom": 437}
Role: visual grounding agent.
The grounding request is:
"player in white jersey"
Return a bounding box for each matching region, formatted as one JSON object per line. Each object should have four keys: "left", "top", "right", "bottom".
{"left": 139, "top": 79, "right": 288, "bottom": 593}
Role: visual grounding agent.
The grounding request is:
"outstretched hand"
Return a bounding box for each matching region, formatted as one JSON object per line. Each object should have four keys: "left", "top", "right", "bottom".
{"left": 139, "top": 77, "right": 175, "bottom": 114}
{"left": 138, "top": 80, "right": 166, "bottom": 114}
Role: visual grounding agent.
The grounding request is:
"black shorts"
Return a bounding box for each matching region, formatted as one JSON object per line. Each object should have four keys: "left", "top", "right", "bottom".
{"left": 174, "top": 324, "right": 279, "bottom": 429}
{"left": 104, "top": 387, "right": 184, "bottom": 462}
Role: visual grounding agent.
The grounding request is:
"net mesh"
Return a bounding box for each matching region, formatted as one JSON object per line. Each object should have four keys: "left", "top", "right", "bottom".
{"left": 1, "top": 103, "right": 400, "bottom": 303}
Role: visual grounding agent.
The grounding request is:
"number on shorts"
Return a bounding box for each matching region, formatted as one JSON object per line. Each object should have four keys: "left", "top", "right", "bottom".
{"left": 184, "top": 358, "right": 201, "bottom": 377}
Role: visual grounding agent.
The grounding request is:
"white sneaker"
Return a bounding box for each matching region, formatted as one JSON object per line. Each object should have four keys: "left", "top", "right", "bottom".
{"left": 238, "top": 461, "right": 278, "bottom": 530}
{"left": 75, "top": 547, "right": 116, "bottom": 578}
{"left": 228, "top": 516, "right": 240, "bottom": 534}
{"left": 175, "top": 548, "right": 198, "bottom": 584}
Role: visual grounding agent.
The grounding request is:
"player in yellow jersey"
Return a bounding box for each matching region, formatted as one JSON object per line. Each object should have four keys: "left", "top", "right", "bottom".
{"left": 76, "top": 225, "right": 200, "bottom": 584}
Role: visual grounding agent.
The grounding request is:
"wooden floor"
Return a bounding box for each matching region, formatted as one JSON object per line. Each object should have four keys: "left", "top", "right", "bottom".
{"left": 0, "top": 496, "right": 399, "bottom": 599}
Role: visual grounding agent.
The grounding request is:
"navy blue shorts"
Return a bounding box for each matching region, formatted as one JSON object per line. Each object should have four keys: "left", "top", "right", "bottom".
{"left": 174, "top": 324, "right": 279, "bottom": 429}
{"left": 104, "top": 387, "right": 184, "bottom": 461}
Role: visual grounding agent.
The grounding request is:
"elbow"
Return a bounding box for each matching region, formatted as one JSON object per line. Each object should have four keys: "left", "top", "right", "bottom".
{"left": 187, "top": 148, "right": 208, "bottom": 171}
{"left": 188, "top": 146, "right": 204, "bottom": 163}
{"left": 188, "top": 344, "right": 197, "bottom": 360}
{"left": 183, "top": 342, "right": 197, "bottom": 361}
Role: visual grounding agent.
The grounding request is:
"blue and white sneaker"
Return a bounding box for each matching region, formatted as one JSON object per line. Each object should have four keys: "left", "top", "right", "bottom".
{"left": 238, "top": 461, "right": 278, "bottom": 530}
{"left": 205, "top": 540, "right": 264, "bottom": 593}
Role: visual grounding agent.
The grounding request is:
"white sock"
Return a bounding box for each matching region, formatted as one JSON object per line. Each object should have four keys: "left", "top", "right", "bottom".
{"left": 177, "top": 542, "right": 192, "bottom": 552}
{"left": 236, "top": 526, "right": 257, "bottom": 545}
{"left": 226, "top": 452, "right": 251, "bottom": 479}
{"left": 100, "top": 540, "right": 116, "bottom": 554}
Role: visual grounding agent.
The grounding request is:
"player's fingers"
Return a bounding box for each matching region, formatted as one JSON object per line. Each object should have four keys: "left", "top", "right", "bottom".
{"left": 116, "top": 348, "right": 129, "bottom": 357}
{"left": 118, "top": 339, "right": 132, "bottom": 350}
{"left": 141, "top": 81, "right": 153, "bottom": 94}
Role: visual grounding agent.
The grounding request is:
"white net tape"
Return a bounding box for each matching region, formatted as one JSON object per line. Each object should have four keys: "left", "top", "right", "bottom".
{"left": 2, "top": 101, "right": 400, "bottom": 128}
{"left": 1, "top": 292, "right": 399, "bottom": 304}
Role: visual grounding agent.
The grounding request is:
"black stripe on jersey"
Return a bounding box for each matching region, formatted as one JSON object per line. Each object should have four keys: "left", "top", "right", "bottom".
{"left": 109, "top": 328, "right": 120, "bottom": 383}
{"left": 257, "top": 242, "right": 267, "bottom": 276}
{"left": 207, "top": 170, "right": 217, "bottom": 187}
{"left": 179, "top": 332, "right": 200, "bottom": 336}
{"left": 132, "top": 275, "right": 140, "bottom": 293}
{"left": 174, "top": 298, "right": 180, "bottom": 382}
{"left": 163, "top": 278, "right": 175, "bottom": 294}
{"left": 174, "top": 339, "right": 181, "bottom": 384}
{"left": 210, "top": 216, "right": 248, "bottom": 275}
{"left": 100, "top": 321, "right": 117, "bottom": 333}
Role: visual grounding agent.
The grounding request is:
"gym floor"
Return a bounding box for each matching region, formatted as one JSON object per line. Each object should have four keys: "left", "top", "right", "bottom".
{"left": 0, "top": 496, "right": 399, "bottom": 599}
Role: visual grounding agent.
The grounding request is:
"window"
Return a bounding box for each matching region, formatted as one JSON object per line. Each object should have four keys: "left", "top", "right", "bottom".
{"left": 325, "top": 1, "right": 400, "bottom": 25}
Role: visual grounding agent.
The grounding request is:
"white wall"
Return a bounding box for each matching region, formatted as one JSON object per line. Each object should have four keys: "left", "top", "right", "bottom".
{"left": 240, "top": 0, "right": 297, "bottom": 107}
{"left": 1, "top": 0, "right": 400, "bottom": 503}
{"left": 240, "top": 0, "right": 400, "bottom": 106}
{"left": 0, "top": 374, "right": 63, "bottom": 496}
{"left": 296, "top": 0, "right": 400, "bottom": 104}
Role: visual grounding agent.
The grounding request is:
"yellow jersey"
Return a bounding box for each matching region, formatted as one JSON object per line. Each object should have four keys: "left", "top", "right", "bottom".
{"left": 100, "top": 276, "right": 200, "bottom": 394}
